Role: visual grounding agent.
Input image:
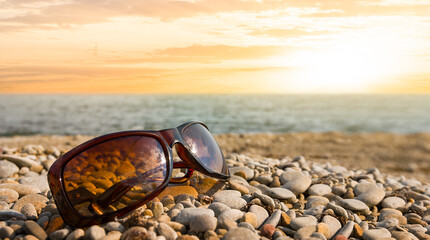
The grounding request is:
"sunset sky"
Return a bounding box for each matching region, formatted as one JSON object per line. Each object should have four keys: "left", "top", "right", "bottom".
{"left": 1, "top": 0, "right": 430, "bottom": 93}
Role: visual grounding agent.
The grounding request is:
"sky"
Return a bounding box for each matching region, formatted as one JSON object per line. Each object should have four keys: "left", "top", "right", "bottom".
{"left": 1, "top": 0, "right": 430, "bottom": 94}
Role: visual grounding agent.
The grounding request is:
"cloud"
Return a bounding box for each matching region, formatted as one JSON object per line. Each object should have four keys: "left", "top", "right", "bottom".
{"left": 106, "top": 44, "right": 298, "bottom": 64}
{"left": 1, "top": 0, "right": 429, "bottom": 30}
{"left": 248, "top": 28, "right": 334, "bottom": 38}
{"left": 0, "top": 0, "right": 285, "bottom": 26}
{"left": 372, "top": 74, "right": 430, "bottom": 93}
{"left": 0, "top": 64, "right": 293, "bottom": 93}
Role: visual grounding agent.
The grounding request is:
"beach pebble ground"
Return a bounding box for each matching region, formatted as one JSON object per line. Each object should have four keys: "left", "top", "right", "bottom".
{"left": 1, "top": 145, "right": 430, "bottom": 240}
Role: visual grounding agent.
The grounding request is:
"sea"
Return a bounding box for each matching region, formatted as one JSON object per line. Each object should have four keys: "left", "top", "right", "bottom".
{"left": 0, "top": 94, "right": 429, "bottom": 136}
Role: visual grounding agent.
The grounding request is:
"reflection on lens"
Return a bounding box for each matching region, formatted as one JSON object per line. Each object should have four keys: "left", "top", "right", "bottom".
{"left": 182, "top": 124, "right": 224, "bottom": 173}
{"left": 63, "top": 136, "right": 167, "bottom": 217}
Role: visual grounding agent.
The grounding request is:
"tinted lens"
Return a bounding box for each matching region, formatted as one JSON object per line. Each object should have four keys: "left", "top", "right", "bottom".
{"left": 182, "top": 124, "right": 224, "bottom": 173}
{"left": 62, "top": 136, "right": 167, "bottom": 217}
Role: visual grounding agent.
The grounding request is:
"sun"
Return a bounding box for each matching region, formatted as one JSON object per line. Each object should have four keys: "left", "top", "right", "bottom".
{"left": 289, "top": 37, "right": 399, "bottom": 93}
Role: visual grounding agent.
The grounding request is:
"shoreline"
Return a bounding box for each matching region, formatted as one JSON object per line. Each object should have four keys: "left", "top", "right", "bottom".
{"left": 1, "top": 132, "right": 430, "bottom": 183}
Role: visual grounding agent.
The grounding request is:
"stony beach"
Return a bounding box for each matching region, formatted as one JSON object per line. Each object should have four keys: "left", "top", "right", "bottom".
{"left": 0, "top": 133, "right": 430, "bottom": 240}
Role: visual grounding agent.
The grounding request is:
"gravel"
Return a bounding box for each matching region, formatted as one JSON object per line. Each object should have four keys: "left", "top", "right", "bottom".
{"left": 1, "top": 144, "right": 430, "bottom": 240}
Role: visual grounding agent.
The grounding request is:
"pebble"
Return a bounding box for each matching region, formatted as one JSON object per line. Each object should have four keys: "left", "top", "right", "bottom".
{"left": 354, "top": 182, "right": 385, "bottom": 207}
{"left": 377, "top": 218, "right": 399, "bottom": 228}
{"left": 84, "top": 226, "right": 105, "bottom": 240}
{"left": 175, "top": 208, "right": 214, "bottom": 225}
{"left": 66, "top": 229, "right": 85, "bottom": 240}
{"left": 223, "top": 227, "right": 259, "bottom": 240}
{"left": 290, "top": 216, "right": 318, "bottom": 230}
{"left": 0, "top": 188, "right": 19, "bottom": 203}
{"left": 280, "top": 168, "right": 312, "bottom": 195}
{"left": 229, "top": 167, "right": 254, "bottom": 181}
{"left": 99, "top": 231, "right": 122, "bottom": 240}
{"left": 308, "top": 184, "right": 332, "bottom": 196}
{"left": 379, "top": 208, "right": 404, "bottom": 221}
{"left": 254, "top": 174, "right": 273, "bottom": 185}
{"left": 161, "top": 195, "right": 175, "bottom": 209}
{"left": 160, "top": 186, "right": 198, "bottom": 199}
{"left": 322, "top": 215, "right": 341, "bottom": 239}
{"left": 218, "top": 209, "right": 244, "bottom": 229}
{"left": 306, "top": 196, "right": 329, "bottom": 208}
{"left": 294, "top": 225, "right": 316, "bottom": 239}
{"left": 237, "top": 222, "right": 255, "bottom": 232}
{"left": 359, "top": 221, "right": 368, "bottom": 231}
{"left": 0, "top": 155, "right": 40, "bottom": 168}
{"left": 167, "top": 208, "right": 180, "bottom": 219}
{"left": 260, "top": 224, "right": 276, "bottom": 238}
{"left": 252, "top": 192, "right": 275, "bottom": 208}
{"left": 151, "top": 201, "right": 164, "bottom": 219}
{"left": 332, "top": 235, "right": 347, "bottom": 240}
{"left": 49, "top": 228, "right": 70, "bottom": 240}
{"left": 0, "top": 201, "right": 8, "bottom": 210}
{"left": 340, "top": 199, "right": 370, "bottom": 212}
{"left": 36, "top": 216, "right": 49, "bottom": 229}
{"left": 0, "top": 209, "right": 27, "bottom": 220}
{"left": 46, "top": 215, "right": 64, "bottom": 234}
{"left": 381, "top": 196, "right": 406, "bottom": 209}
{"left": 332, "top": 185, "right": 347, "bottom": 196}
{"left": 362, "top": 228, "right": 391, "bottom": 240}
{"left": 329, "top": 166, "right": 348, "bottom": 174}
{"left": 13, "top": 193, "right": 49, "bottom": 214}
{"left": 280, "top": 212, "right": 291, "bottom": 227}
{"left": 103, "top": 222, "right": 125, "bottom": 233}
{"left": 391, "top": 231, "right": 419, "bottom": 240}
{"left": 0, "top": 160, "right": 19, "bottom": 178}
{"left": 270, "top": 176, "right": 281, "bottom": 187}
{"left": 213, "top": 190, "right": 247, "bottom": 209}
{"left": 164, "top": 221, "right": 186, "bottom": 234}
{"left": 335, "top": 221, "right": 354, "bottom": 238}
{"left": 0, "top": 183, "right": 40, "bottom": 196}
{"left": 248, "top": 205, "right": 269, "bottom": 228}
{"left": 264, "top": 209, "right": 282, "bottom": 227}
{"left": 208, "top": 202, "right": 231, "bottom": 217}
{"left": 23, "top": 220, "right": 48, "bottom": 240}
{"left": 121, "top": 226, "right": 147, "bottom": 240}
{"left": 156, "top": 222, "right": 177, "bottom": 240}
{"left": 189, "top": 214, "right": 217, "bottom": 232}
{"left": 21, "top": 203, "right": 38, "bottom": 220}
{"left": 0, "top": 226, "right": 15, "bottom": 239}
{"left": 19, "top": 175, "right": 50, "bottom": 194}
{"left": 229, "top": 181, "right": 250, "bottom": 194}
{"left": 265, "top": 187, "right": 296, "bottom": 202}
{"left": 317, "top": 222, "right": 330, "bottom": 238}
{"left": 240, "top": 212, "right": 258, "bottom": 229}
{"left": 304, "top": 205, "right": 325, "bottom": 217}
{"left": 233, "top": 171, "right": 248, "bottom": 180}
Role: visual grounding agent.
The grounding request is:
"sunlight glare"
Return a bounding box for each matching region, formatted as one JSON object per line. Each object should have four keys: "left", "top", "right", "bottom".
{"left": 290, "top": 37, "right": 398, "bottom": 93}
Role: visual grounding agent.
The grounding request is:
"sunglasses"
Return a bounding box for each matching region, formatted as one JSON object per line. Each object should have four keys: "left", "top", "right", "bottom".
{"left": 48, "top": 121, "right": 230, "bottom": 227}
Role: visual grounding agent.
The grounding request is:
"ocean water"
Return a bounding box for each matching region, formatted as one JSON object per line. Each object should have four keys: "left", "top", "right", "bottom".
{"left": 0, "top": 94, "right": 429, "bottom": 136}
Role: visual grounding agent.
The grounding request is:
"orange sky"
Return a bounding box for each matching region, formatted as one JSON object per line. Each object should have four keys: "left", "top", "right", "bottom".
{"left": 1, "top": 0, "right": 430, "bottom": 94}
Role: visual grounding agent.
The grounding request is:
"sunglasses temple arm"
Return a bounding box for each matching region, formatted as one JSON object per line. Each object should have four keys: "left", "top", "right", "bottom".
{"left": 170, "top": 161, "right": 194, "bottom": 183}
{"left": 89, "top": 165, "right": 165, "bottom": 214}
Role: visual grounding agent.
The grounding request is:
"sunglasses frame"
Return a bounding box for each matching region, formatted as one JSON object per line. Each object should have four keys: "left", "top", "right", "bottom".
{"left": 48, "top": 121, "right": 230, "bottom": 227}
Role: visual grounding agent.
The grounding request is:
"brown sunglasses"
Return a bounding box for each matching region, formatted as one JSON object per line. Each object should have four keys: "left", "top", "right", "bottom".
{"left": 48, "top": 121, "right": 230, "bottom": 227}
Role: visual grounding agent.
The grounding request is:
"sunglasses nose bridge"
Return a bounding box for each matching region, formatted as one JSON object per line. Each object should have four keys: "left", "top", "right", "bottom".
{"left": 159, "top": 128, "right": 182, "bottom": 147}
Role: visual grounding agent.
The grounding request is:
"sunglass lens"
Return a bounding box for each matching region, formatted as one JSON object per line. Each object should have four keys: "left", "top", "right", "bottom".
{"left": 182, "top": 124, "right": 224, "bottom": 173}
{"left": 62, "top": 136, "right": 167, "bottom": 217}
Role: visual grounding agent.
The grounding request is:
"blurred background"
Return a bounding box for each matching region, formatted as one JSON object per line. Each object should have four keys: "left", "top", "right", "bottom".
{"left": 0, "top": 94, "right": 429, "bottom": 135}
{"left": 1, "top": 0, "right": 430, "bottom": 135}
{"left": 1, "top": 0, "right": 430, "bottom": 181}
